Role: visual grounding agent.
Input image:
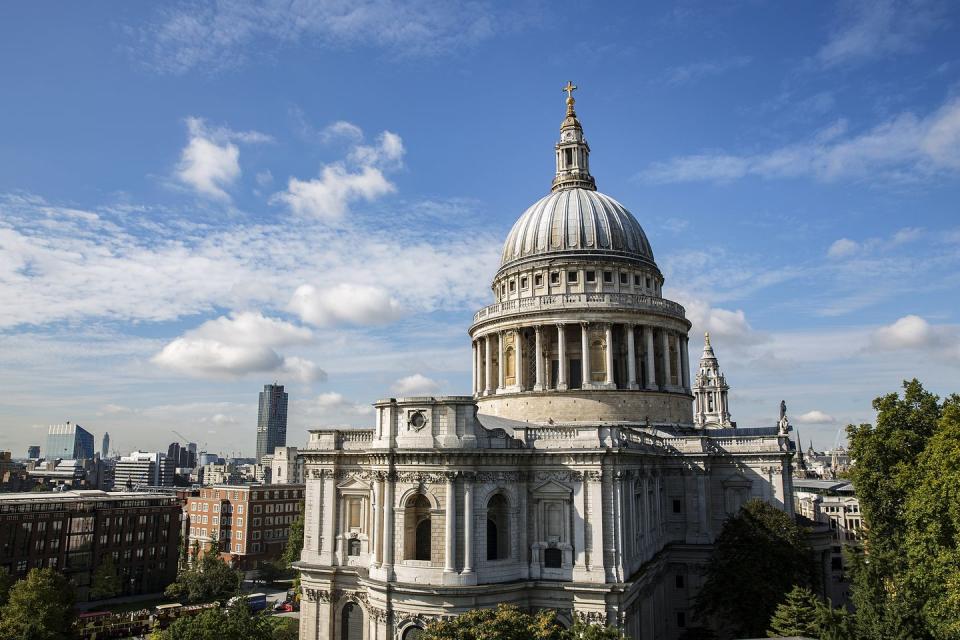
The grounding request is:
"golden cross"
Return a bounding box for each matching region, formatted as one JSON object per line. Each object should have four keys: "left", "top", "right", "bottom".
{"left": 563, "top": 81, "right": 577, "bottom": 100}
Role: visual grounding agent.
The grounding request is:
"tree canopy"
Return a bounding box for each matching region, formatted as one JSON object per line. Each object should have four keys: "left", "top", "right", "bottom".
{"left": 419, "top": 604, "right": 626, "bottom": 640}
{"left": 694, "top": 498, "right": 816, "bottom": 638}
{"left": 0, "top": 567, "right": 76, "bottom": 640}
{"left": 164, "top": 543, "right": 242, "bottom": 604}
{"left": 90, "top": 554, "right": 123, "bottom": 600}
{"left": 150, "top": 600, "right": 275, "bottom": 640}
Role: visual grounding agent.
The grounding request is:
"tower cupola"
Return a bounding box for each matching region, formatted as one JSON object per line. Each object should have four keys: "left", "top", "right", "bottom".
{"left": 693, "top": 332, "right": 733, "bottom": 429}
{"left": 552, "top": 81, "right": 596, "bottom": 192}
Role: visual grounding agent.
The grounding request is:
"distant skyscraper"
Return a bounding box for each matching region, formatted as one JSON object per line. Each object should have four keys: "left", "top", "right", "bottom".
{"left": 45, "top": 422, "right": 95, "bottom": 460}
{"left": 101, "top": 432, "right": 110, "bottom": 459}
{"left": 256, "top": 383, "right": 288, "bottom": 463}
{"left": 27, "top": 445, "right": 40, "bottom": 459}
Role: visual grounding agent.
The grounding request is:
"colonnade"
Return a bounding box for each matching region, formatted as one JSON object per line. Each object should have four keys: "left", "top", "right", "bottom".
{"left": 471, "top": 322, "right": 690, "bottom": 395}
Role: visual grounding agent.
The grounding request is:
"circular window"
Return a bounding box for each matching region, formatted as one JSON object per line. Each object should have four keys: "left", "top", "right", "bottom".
{"left": 409, "top": 411, "right": 426, "bottom": 430}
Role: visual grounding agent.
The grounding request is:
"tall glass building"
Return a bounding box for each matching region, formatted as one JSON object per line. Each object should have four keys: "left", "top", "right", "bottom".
{"left": 256, "top": 383, "right": 288, "bottom": 463}
{"left": 45, "top": 422, "right": 95, "bottom": 460}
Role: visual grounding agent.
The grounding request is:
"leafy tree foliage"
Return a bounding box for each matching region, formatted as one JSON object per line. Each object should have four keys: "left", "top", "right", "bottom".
{"left": 420, "top": 605, "right": 626, "bottom": 640}
{"left": 0, "top": 567, "right": 75, "bottom": 640}
{"left": 150, "top": 600, "right": 274, "bottom": 640}
{"left": 0, "top": 567, "right": 14, "bottom": 608}
{"left": 165, "top": 544, "right": 242, "bottom": 604}
{"left": 280, "top": 505, "right": 304, "bottom": 568}
{"left": 845, "top": 380, "right": 960, "bottom": 639}
{"left": 256, "top": 560, "right": 284, "bottom": 585}
{"left": 90, "top": 554, "right": 123, "bottom": 600}
{"left": 767, "top": 586, "right": 827, "bottom": 638}
{"left": 694, "top": 499, "right": 815, "bottom": 638}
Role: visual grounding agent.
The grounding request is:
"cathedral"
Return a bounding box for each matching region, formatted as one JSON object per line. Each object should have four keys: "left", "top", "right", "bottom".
{"left": 296, "top": 85, "right": 796, "bottom": 640}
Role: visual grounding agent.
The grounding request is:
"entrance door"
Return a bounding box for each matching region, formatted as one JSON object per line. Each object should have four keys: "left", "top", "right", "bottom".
{"left": 569, "top": 359, "right": 582, "bottom": 389}
{"left": 341, "top": 602, "right": 364, "bottom": 640}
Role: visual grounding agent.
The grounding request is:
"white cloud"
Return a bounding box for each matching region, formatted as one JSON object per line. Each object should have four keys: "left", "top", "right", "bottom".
{"left": 141, "top": 1, "right": 506, "bottom": 74}
{"left": 682, "top": 298, "right": 764, "bottom": 347}
{"left": 289, "top": 283, "right": 403, "bottom": 327}
{"left": 273, "top": 125, "right": 405, "bottom": 220}
{"left": 320, "top": 121, "right": 364, "bottom": 144}
{"left": 827, "top": 238, "right": 860, "bottom": 258}
{"left": 665, "top": 55, "right": 751, "bottom": 86}
{"left": 795, "top": 410, "right": 836, "bottom": 424}
{"left": 152, "top": 311, "right": 323, "bottom": 381}
{"left": 392, "top": 373, "right": 442, "bottom": 396}
{"left": 274, "top": 165, "right": 395, "bottom": 220}
{"left": 175, "top": 117, "right": 271, "bottom": 200}
{"left": 640, "top": 97, "right": 960, "bottom": 184}
{"left": 816, "top": 0, "right": 943, "bottom": 68}
{"left": 309, "top": 392, "right": 373, "bottom": 415}
{"left": 871, "top": 314, "right": 937, "bottom": 349}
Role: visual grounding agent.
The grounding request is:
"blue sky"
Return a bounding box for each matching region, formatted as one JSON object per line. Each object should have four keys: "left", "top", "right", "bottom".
{"left": 1, "top": 1, "right": 959, "bottom": 458}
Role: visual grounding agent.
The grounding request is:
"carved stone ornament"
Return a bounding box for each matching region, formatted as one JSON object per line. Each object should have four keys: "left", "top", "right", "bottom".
{"left": 408, "top": 409, "right": 427, "bottom": 431}
{"left": 395, "top": 471, "right": 446, "bottom": 484}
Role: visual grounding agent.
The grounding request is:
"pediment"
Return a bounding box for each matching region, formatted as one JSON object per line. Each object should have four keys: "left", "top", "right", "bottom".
{"left": 337, "top": 477, "right": 371, "bottom": 492}
{"left": 531, "top": 479, "right": 573, "bottom": 497}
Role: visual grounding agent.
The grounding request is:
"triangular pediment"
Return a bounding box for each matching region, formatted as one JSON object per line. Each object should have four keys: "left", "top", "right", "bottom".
{"left": 336, "top": 477, "right": 371, "bottom": 491}
{"left": 532, "top": 479, "right": 573, "bottom": 497}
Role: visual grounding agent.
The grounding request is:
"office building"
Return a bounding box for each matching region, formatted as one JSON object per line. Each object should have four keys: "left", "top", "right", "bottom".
{"left": 186, "top": 484, "right": 304, "bottom": 570}
{"left": 27, "top": 445, "right": 40, "bottom": 459}
{"left": 270, "top": 446, "right": 304, "bottom": 485}
{"left": 114, "top": 451, "right": 175, "bottom": 489}
{"left": 256, "top": 384, "right": 288, "bottom": 463}
{"left": 45, "top": 422, "right": 95, "bottom": 460}
{"left": 101, "top": 432, "right": 110, "bottom": 459}
{"left": 0, "top": 490, "right": 180, "bottom": 601}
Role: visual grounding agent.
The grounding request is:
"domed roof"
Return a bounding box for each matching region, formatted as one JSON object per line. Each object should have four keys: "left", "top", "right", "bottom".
{"left": 500, "top": 188, "right": 656, "bottom": 269}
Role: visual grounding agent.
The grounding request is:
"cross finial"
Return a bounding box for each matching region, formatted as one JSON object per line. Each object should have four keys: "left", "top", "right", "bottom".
{"left": 563, "top": 81, "right": 577, "bottom": 101}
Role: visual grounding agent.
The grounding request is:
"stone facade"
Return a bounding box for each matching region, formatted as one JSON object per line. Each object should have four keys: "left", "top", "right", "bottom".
{"left": 296, "top": 87, "right": 796, "bottom": 640}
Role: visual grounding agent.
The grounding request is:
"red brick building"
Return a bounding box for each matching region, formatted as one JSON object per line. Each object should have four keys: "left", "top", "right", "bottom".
{"left": 185, "top": 484, "right": 304, "bottom": 570}
{"left": 0, "top": 490, "right": 180, "bottom": 601}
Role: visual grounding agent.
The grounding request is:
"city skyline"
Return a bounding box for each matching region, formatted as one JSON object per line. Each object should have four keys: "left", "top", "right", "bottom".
{"left": 2, "top": 2, "right": 960, "bottom": 457}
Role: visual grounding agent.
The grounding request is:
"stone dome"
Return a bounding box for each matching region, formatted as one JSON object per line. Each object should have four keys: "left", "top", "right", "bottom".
{"left": 499, "top": 188, "right": 656, "bottom": 269}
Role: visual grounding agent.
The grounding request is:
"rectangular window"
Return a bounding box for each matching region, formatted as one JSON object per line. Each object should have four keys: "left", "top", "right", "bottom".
{"left": 603, "top": 270, "right": 612, "bottom": 283}
{"left": 348, "top": 499, "right": 362, "bottom": 529}
{"left": 676, "top": 574, "right": 685, "bottom": 588}
{"left": 550, "top": 271, "right": 560, "bottom": 285}
{"left": 585, "top": 270, "right": 595, "bottom": 282}
{"left": 509, "top": 280, "right": 516, "bottom": 292}
{"left": 235, "top": 543, "right": 241, "bottom": 553}
{"left": 520, "top": 276, "right": 528, "bottom": 289}
{"left": 672, "top": 499, "right": 682, "bottom": 514}
{"left": 634, "top": 274, "right": 641, "bottom": 286}
{"left": 237, "top": 505, "right": 243, "bottom": 514}
{"left": 619, "top": 272, "right": 628, "bottom": 284}
{"left": 677, "top": 612, "right": 686, "bottom": 628}
{"left": 534, "top": 274, "right": 543, "bottom": 286}
{"left": 213, "top": 517, "right": 219, "bottom": 525}
{"left": 645, "top": 277, "right": 652, "bottom": 288}
{"left": 567, "top": 270, "right": 578, "bottom": 283}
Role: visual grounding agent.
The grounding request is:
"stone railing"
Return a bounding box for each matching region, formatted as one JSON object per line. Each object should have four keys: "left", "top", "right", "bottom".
{"left": 664, "top": 434, "right": 787, "bottom": 454}
{"left": 337, "top": 430, "right": 374, "bottom": 450}
{"left": 472, "top": 292, "right": 686, "bottom": 324}
{"left": 307, "top": 428, "right": 375, "bottom": 451}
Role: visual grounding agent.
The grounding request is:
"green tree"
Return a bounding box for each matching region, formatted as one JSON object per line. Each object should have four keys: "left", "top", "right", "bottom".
{"left": 151, "top": 600, "right": 274, "bottom": 640}
{"left": 256, "top": 560, "right": 284, "bottom": 586}
{"left": 280, "top": 506, "right": 304, "bottom": 568}
{"left": 420, "top": 604, "right": 564, "bottom": 640}
{"left": 694, "top": 499, "right": 816, "bottom": 638}
{"left": 164, "top": 545, "right": 242, "bottom": 603}
{"left": 90, "top": 554, "right": 123, "bottom": 600}
{"left": 0, "top": 567, "right": 75, "bottom": 640}
{"left": 564, "top": 618, "right": 626, "bottom": 639}
{"left": 0, "top": 567, "right": 14, "bottom": 608}
{"left": 767, "top": 586, "right": 823, "bottom": 638}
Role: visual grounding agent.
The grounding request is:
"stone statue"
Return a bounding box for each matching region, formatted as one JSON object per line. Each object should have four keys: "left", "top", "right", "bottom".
{"left": 780, "top": 400, "right": 787, "bottom": 421}
{"left": 778, "top": 400, "right": 789, "bottom": 435}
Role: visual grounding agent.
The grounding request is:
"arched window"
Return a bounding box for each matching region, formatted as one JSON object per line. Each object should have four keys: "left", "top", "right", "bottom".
{"left": 505, "top": 346, "right": 515, "bottom": 380}
{"left": 402, "top": 627, "right": 423, "bottom": 640}
{"left": 404, "top": 495, "right": 432, "bottom": 561}
{"left": 347, "top": 538, "right": 361, "bottom": 557}
{"left": 486, "top": 494, "right": 509, "bottom": 560}
{"left": 341, "top": 602, "right": 363, "bottom": 640}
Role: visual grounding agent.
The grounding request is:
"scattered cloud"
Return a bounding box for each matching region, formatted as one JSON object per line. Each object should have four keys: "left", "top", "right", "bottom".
{"left": 870, "top": 314, "right": 958, "bottom": 352}
{"left": 320, "top": 121, "right": 364, "bottom": 144}
{"left": 289, "top": 283, "right": 403, "bottom": 327}
{"left": 307, "top": 392, "right": 374, "bottom": 416}
{"left": 140, "top": 1, "right": 509, "bottom": 74}
{"left": 272, "top": 124, "right": 404, "bottom": 220}
{"left": 816, "top": 0, "right": 944, "bottom": 68}
{"left": 795, "top": 410, "right": 836, "bottom": 424}
{"left": 640, "top": 97, "right": 960, "bottom": 184}
{"left": 665, "top": 55, "right": 751, "bottom": 86}
{"left": 827, "top": 227, "right": 926, "bottom": 259}
{"left": 827, "top": 238, "right": 860, "bottom": 258}
{"left": 175, "top": 117, "right": 270, "bottom": 200}
{"left": 683, "top": 298, "right": 765, "bottom": 347}
{"left": 152, "top": 311, "right": 324, "bottom": 381}
{"left": 392, "top": 373, "right": 442, "bottom": 396}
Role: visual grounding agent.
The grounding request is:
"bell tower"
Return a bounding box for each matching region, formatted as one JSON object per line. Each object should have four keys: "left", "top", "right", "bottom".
{"left": 552, "top": 81, "right": 596, "bottom": 192}
{"left": 693, "top": 333, "right": 733, "bottom": 429}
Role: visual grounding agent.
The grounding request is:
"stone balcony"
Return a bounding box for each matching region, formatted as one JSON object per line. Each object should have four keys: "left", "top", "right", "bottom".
{"left": 471, "top": 292, "right": 686, "bottom": 325}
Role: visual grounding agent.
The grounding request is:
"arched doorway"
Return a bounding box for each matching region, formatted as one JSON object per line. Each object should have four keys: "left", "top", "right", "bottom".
{"left": 404, "top": 494, "right": 432, "bottom": 561}
{"left": 486, "top": 494, "right": 509, "bottom": 560}
{"left": 341, "top": 602, "right": 363, "bottom": 640}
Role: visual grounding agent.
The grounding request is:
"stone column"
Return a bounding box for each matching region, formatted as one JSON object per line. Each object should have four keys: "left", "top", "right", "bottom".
{"left": 661, "top": 330, "right": 672, "bottom": 390}
{"left": 497, "top": 332, "right": 505, "bottom": 392}
{"left": 463, "top": 473, "right": 474, "bottom": 574}
{"left": 626, "top": 325, "right": 638, "bottom": 389}
{"left": 471, "top": 340, "right": 477, "bottom": 395}
{"left": 581, "top": 322, "right": 591, "bottom": 389}
{"left": 680, "top": 336, "right": 690, "bottom": 393}
{"left": 516, "top": 330, "right": 524, "bottom": 390}
{"left": 604, "top": 323, "right": 615, "bottom": 387}
{"left": 533, "top": 325, "right": 544, "bottom": 391}
{"left": 484, "top": 335, "right": 493, "bottom": 395}
{"left": 372, "top": 475, "right": 383, "bottom": 567}
{"left": 644, "top": 326, "right": 657, "bottom": 390}
{"left": 382, "top": 475, "right": 395, "bottom": 574}
{"left": 556, "top": 324, "right": 568, "bottom": 390}
{"left": 444, "top": 473, "right": 456, "bottom": 573}
{"left": 322, "top": 471, "right": 337, "bottom": 565}
{"left": 641, "top": 475, "right": 650, "bottom": 559}
{"left": 674, "top": 336, "right": 683, "bottom": 391}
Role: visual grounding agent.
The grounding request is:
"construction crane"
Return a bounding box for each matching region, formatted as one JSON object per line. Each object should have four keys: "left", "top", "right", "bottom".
{"left": 171, "top": 429, "right": 191, "bottom": 444}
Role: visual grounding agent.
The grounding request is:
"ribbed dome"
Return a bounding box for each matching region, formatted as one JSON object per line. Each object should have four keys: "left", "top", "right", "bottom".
{"left": 500, "top": 188, "right": 655, "bottom": 268}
